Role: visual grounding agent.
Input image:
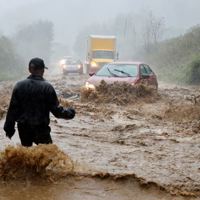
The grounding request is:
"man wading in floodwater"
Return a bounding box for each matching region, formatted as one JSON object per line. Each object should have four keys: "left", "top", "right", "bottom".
{"left": 4, "top": 57, "right": 75, "bottom": 147}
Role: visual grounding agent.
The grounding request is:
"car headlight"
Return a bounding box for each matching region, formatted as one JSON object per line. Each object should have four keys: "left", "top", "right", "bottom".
{"left": 85, "top": 82, "right": 95, "bottom": 90}
{"left": 131, "top": 82, "right": 135, "bottom": 86}
{"left": 59, "top": 59, "right": 66, "bottom": 66}
{"left": 91, "top": 61, "right": 98, "bottom": 68}
{"left": 62, "top": 64, "right": 67, "bottom": 69}
{"left": 77, "top": 64, "right": 81, "bottom": 69}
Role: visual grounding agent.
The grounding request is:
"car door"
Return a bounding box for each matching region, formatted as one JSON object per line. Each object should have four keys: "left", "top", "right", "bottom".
{"left": 144, "top": 64, "right": 158, "bottom": 88}
{"left": 139, "top": 64, "right": 149, "bottom": 86}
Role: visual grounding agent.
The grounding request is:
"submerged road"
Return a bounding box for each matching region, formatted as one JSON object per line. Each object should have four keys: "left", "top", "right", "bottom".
{"left": 0, "top": 73, "right": 200, "bottom": 199}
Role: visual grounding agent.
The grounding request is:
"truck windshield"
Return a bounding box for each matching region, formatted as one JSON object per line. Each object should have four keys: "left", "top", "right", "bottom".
{"left": 92, "top": 51, "right": 114, "bottom": 59}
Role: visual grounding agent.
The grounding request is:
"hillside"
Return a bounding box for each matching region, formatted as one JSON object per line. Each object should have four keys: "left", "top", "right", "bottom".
{"left": 143, "top": 25, "right": 200, "bottom": 84}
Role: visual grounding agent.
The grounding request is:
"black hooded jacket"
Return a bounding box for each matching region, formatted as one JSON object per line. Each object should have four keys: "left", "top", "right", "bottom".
{"left": 4, "top": 75, "right": 74, "bottom": 135}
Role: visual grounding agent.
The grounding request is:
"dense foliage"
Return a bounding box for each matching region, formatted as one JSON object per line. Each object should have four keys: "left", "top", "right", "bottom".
{"left": 0, "top": 20, "right": 54, "bottom": 81}
{"left": 0, "top": 36, "right": 24, "bottom": 80}
{"left": 188, "top": 59, "right": 200, "bottom": 84}
{"left": 142, "top": 25, "right": 200, "bottom": 84}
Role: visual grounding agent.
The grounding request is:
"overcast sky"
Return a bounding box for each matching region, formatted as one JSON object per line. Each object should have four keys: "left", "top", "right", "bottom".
{"left": 0, "top": 0, "right": 200, "bottom": 44}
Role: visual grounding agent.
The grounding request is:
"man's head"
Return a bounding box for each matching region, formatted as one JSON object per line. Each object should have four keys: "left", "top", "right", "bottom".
{"left": 28, "top": 57, "right": 48, "bottom": 76}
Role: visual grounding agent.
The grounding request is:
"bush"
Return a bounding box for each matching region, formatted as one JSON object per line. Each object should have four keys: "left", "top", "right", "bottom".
{"left": 188, "top": 59, "right": 200, "bottom": 84}
{"left": 0, "top": 36, "right": 25, "bottom": 81}
{"left": 141, "top": 25, "right": 200, "bottom": 84}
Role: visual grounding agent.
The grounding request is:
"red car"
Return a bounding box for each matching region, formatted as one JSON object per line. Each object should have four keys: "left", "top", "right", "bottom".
{"left": 85, "top": 61, "right": 158, "bottom": 90}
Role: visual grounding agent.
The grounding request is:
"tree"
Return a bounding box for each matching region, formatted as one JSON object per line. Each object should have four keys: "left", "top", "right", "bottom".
{"left": 14, "top": 20, "right": 54, "bottom": 65}
{"left": 0, "top": 36, "right": 24, "bottom": 80}
{"left": 73, "top": 11, "right": 166, "bottom": 60}
{"left": 143, "top": 12, "right": 165, "bottom": 52}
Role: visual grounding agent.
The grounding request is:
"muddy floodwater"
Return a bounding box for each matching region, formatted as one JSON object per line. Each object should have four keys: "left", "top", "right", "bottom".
{"left": 0, "top": 73, "right": 200, "bottom": 200}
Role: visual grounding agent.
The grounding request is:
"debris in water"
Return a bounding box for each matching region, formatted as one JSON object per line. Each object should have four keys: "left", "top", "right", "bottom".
{"left": 59, "top": 98, "right": 74, "bottom": 108}
{"left": 164, "top": 104, "right": 200, "bottom": 122}
{"left": 81, "top": 80, "right": 158, "bottom": 105}
{"left": 0, "top": 144, "right": 73, "bottom": 180}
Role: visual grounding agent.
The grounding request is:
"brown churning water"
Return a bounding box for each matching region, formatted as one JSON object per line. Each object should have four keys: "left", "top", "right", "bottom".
{"left": 81, "top": 81, "right": 159, "bottom": 105}
{"left": 0, "top": 144, "right": 73, "bottom": 180}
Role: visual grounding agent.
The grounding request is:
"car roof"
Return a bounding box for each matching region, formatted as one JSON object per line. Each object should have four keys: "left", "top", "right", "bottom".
{"left": 90, "top": 35, "right": 116, "bottom": 39}
{"left": 109, "top": 61, "right": 145, "bottom": 65}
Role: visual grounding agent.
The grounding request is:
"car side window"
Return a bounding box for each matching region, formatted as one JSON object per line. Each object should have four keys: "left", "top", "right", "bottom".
{"left": 144, "top": 65, "right": 153, "bottom": 75}
{"left": 140, "top": 65, "right": 148, "bottom": 76}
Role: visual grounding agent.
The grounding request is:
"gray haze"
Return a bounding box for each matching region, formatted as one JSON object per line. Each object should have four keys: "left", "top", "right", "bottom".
{"left": 0, "top": 0, "right": 200, "bottom": 58}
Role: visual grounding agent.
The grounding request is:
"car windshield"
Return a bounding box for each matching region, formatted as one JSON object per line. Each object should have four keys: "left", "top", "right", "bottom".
{"left": 66, "top": 60, "right": 79, "bottom": 65}
{"left": 96, "top": 64, "right": 138, "bottom": 77}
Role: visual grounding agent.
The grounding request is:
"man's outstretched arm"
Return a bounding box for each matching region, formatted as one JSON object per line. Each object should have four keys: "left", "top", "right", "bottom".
{"left": 48, "top": 86, "right": 76, "bottom": 119}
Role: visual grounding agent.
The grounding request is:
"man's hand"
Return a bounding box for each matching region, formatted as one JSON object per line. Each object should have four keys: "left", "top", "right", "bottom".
{"left": 65, "top": 108, "right": 76, "bottom": 119}
{"left": 6, "top": 130, "right": 15, "bottom": 139}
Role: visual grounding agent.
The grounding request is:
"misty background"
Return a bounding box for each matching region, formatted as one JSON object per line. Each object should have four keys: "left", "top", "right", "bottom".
{"left": 0, "top": 0, "right": 200, "bottom": 83}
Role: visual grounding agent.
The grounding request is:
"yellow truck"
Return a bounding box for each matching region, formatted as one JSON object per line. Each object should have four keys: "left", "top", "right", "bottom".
{"left": 86, "top": 35, "right": 117, "bottom": 74}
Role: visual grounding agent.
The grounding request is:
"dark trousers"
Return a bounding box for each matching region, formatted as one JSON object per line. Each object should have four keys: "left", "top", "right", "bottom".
{"left": 17, "top": 123, "right": 52, "bottom": 147}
